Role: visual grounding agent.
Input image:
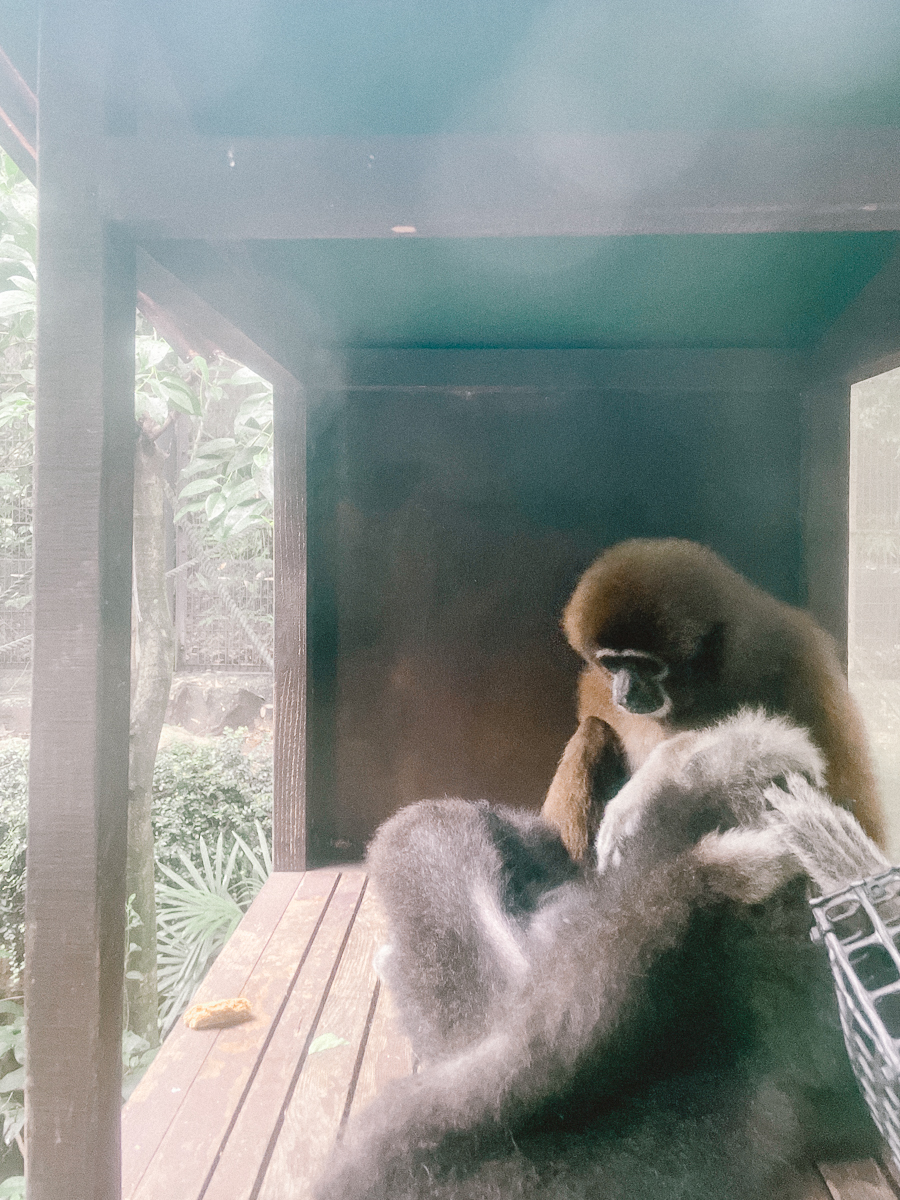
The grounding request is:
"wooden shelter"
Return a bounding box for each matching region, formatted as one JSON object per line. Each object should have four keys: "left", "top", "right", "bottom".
{"left": 6, "top": 1, "right": 900, "bottom": 1196}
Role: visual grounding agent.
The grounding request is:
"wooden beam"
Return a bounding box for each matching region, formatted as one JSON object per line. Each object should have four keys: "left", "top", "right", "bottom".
{"left": 137, "top": 242, "right": 345, "bottom": 390}
{"left": 273, "top": 379, "right": 308, "bottom": 871}
{"left": 136, "top": 251, "right": 296, "bottom": 389}
{"left": 341, "top": 348, "right": 812, "bottom": 393}
{"left": 27, "top": 4, "right": 135, "bottom": 1199}
{"left": 103, "top": 128, "right": 900, "bottom": 239}
{"left": 811, "top": 245, "right": 900, "bottom": 384}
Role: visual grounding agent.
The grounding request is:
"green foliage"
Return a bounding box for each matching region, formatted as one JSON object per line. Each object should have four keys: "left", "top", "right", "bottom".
{"left": 0, "top": 157, "right": 35, "bottom": 604}
{"left": 175, "top": 364, "right": 274, "bottom": 540}
{"left": 151, "top": 731, "right": 273, "bottom": 877}
{"left": 0, "top": 998, "right": 24, "bottom": 1151}
{"left": 121, "top": 1029, "right": 158, "bottom": 1102}
{"left": 0, "top": 745, "right": 26, "bottom": 981}
{"left": 156, "top": 826, "right": 271, "bottom": 1033}
{"left": 0, "top": 732, "right": 273, "bottom": 991}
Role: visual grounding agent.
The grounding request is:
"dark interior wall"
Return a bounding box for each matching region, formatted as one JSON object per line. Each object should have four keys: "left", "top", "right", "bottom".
{"left": 304, "top": 371, "right": 804, "bottom": 861}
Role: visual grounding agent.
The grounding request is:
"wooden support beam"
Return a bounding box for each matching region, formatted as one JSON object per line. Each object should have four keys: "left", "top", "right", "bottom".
{"left": 273, "top": 380, "right": 308, "bottom": 870}
{"left": 103, "top": 128, "right": 900, "bottom": 239}
{"left": 136, "top": 251, "right": 296, "bottom": 390}
{"left": 811, "top": 246, "right": 900, "bottom": 384}
{"left": 26, "top": 4, "right": 135, "bottom": 1199}
{"left": 341, "top": 347, "right": 812, "bottom": 393}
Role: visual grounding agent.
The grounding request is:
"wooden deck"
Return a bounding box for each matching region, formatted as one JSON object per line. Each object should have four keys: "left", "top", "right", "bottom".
{"left": 122, "top": 868, "right": 900, "bottom": 1200}
{"left": 122, "top": 868, "right": 412, "bottom": 1200}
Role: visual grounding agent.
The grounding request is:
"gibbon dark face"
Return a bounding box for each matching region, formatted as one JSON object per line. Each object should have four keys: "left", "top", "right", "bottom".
{"left": 594, "top": 649, "right": 670, "bottom": 717}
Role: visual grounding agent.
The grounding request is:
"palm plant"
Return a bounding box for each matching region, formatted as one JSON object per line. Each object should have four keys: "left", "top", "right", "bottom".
{"left": 155, "top": 822, "right": 271, "bottom": 1034}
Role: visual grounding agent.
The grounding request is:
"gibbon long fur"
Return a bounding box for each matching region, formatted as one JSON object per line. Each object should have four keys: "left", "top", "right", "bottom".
{"left": 542, "top": 538, "right": 885, "bottom": 860}
{"left": 314, "top": 711, "right": 886, "bottom": 1200}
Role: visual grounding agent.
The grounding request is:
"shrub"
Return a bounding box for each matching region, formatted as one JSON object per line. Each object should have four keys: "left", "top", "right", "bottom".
{"left": 0, "top": 744, "right": 27, "bottom": 982}
{"left": 0, "top": 731, "right": 273, "bottom": 983}
{"left": 151, "top": 730, "right": 272, "bottom": 879}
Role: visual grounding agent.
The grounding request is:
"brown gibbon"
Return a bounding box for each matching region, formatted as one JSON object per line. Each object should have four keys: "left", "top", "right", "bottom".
{"left": 542, "top": 538, "right": 885, "bottom": 861}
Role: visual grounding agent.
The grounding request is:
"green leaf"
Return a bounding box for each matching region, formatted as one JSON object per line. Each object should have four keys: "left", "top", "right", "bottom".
{"left": 162, "top": 388, "right": 200, "bottom": 417}
{"left": 0, "top": 291, "right": 33, "bottom": 319}
{"left": 220, "top": 477, "right": 261, "bottom": 507}
{"left": 180, "top": 457, "right": 218, "bottom": 478}
{"left": 205, "top": 492, "right": 227, "bottom": 522}
{"left": 309, "top": 1033, "right": 349, "bottom": 1054}
{"left": 223, "top": 504, "right": 270, "bottom": 538}
{"left": 0, "top": 1067, "right": 23, "bottom": 1093}
{"left": 135, "top": 335, "right": 173, "bottom": 370}
{"left": 173, "top": 500, "right": 209, "bottom": 521}
{"left": 179, "top": 477, "right": 221, "bottom": 499}
{"left": 195, "top": 437, "right": 237, "bottom": 458}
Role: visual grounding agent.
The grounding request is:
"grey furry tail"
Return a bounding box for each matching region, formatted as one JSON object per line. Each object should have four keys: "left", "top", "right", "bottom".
{"left": 763, "top": 775, "right": 889, "bottom": 895}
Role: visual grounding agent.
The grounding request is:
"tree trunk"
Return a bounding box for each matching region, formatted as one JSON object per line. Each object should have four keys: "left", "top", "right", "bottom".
{"left": 126, "top": 428, "right": 174, "bottom": 1046}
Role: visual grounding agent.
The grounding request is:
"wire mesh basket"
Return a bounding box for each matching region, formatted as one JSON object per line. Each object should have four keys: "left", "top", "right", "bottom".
{"left": 810, "top": 867, "right": 900, "bottom": 1165}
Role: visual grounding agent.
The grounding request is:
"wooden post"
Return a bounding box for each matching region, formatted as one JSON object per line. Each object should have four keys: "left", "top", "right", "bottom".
{"left": 273, "top": 380, "right": 308, "bottom": 869}
{"left": 26, "top": 3, "right": 135, "bottom": 1198}
{"left": 802, "top": 378, "right": 852, "bottom": 663}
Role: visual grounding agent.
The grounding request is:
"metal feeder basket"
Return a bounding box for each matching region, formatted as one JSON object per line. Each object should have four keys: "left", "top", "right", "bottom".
{"left": 811, "top": 866, "right": 900, "bottom": 1166}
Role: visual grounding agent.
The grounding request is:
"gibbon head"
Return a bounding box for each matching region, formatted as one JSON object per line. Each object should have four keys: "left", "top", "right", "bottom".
{"left": 563, "top": 539, "right": 771, "bottom": 725}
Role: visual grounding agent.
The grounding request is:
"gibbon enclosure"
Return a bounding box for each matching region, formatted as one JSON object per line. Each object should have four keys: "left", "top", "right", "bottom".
{"left": 10, "top": 1, "right": 900, "bottom": 1197}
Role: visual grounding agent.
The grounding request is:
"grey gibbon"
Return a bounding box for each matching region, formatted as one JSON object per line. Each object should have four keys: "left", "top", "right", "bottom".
{"left": 315, "top": 711, "right": 885, "bottom": 1200}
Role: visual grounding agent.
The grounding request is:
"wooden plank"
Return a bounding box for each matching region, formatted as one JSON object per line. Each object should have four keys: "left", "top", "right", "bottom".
{"left": 122, "top": 872, "right": 306, "bottom": 1197}
{"left": 877, "top": 1151, "right": 900, "bottom": 1196}
{"left": 817, "top": 1159, "right": 898, "bottom": 1200}
{"left": 255, "top": 876, "right": 382, "bottom": 1200}
{"left": 347, "top": 981, "right": 415, "bottom": 1117}
{"left": 346, "top": 891, "right": 414, "bottom": 1116}
{"left": 127, "top": 869, "right": 350, "bottom": 1200}
{"left": 798, "top": 1164, "right": 841, "bottom": 1200}
{"left": 103, "top": 129, "right": 900, "bottom": 239}
{"left": 27, "top": 3, "right": 136, "bottom": 1197}
{"left": 273, "top": 379, "right": 308, "bottom": 870}
{"left": 197, "top": 869, "right": 369, "bottom": 1200}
